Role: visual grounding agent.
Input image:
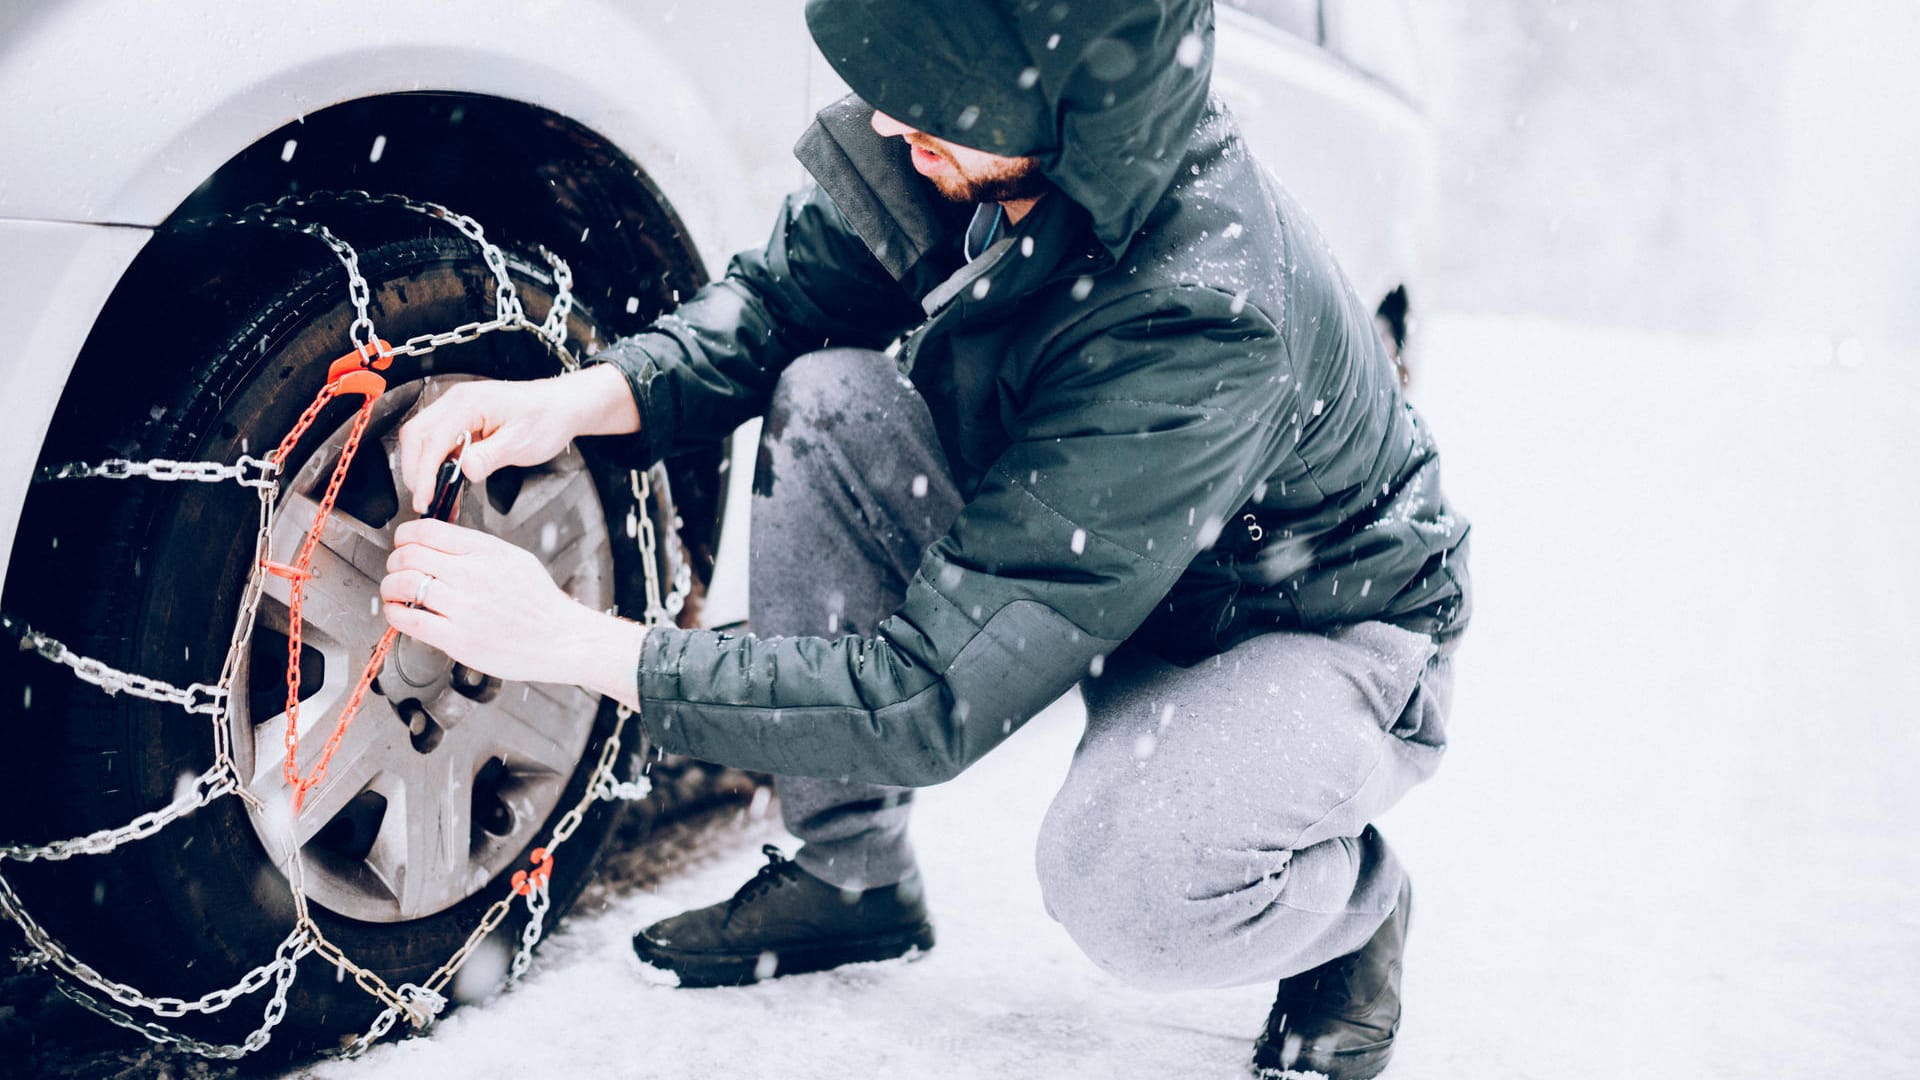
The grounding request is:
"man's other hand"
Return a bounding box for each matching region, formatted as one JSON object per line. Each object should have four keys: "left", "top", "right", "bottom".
{"left": 397, "top": 365, "right": 641, "bottom": 514}
{"left": 380, "top": 518, "right": 646, "bottom": 709}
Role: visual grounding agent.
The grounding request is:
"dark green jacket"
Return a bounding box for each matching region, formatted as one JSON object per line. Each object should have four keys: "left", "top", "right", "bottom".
{"left": 602, "top": 0, "right": 1470, "bottom": 786}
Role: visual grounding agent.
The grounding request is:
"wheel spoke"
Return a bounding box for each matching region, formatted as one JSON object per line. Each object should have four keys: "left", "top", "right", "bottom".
{"left": 374, "top": 751, "right": 474, "bottom": 919}
{"left": 491, "top": 464, "right": 587, "bottom": 554}
{"left": 243, "top": 593, "right": 353, "bottom": 769}
{"left": 547, "top": 530, "right": 615, "bottom": 604}
{"left": 463, "top": 682, "right": 594, "bottom": 777}
{"left": 377, "top": 384, "right": 435, "bottom": 515}
{"left": 490, "top": 466, "right": 611, "bottom": 602}
{"left": 246, "top": 695, "right": 406, "bottom": 848}
{"left": 274, "top": 489, "right": 394, "bottom": 583}
{"left": 261, "top": 496, "right": 392, "bottom": 659}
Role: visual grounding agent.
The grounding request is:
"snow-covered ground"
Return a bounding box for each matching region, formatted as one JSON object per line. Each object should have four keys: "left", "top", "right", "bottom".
{"left": 298, "top": 315, "right": 1920, "bottom": 1080}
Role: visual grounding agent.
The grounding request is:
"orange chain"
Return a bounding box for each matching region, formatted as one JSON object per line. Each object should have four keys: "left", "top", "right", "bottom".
{"left": 263, "top": 342, "right": 399, "bottom": 812}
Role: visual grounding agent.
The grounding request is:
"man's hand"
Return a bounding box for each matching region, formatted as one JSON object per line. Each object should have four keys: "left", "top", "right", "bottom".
{"left": 381, "top": 519, "right": 647, "bottom": 709}
{"left": 397, "top": 365, "right": 640, "bottom": 514}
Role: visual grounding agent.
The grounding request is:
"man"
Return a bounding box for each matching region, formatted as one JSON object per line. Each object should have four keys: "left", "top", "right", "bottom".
{"left": 383, "top": 1, "right": 1470, "bottom": 1075}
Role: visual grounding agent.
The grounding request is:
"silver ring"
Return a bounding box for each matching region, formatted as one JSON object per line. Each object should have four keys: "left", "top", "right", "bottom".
{"left": 412, "top": 573, "right": 434, "bottom": 610}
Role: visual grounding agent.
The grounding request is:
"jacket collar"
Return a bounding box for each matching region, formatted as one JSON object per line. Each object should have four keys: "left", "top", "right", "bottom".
{"left": 795, "top": 94, "right": 1110, "bottom": 320}
{"left": 794, "top": 94, "right": 969, "bottom": 285}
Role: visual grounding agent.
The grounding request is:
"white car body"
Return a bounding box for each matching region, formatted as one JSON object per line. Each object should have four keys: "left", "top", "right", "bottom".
{"left": 0, "top": 0, "right": 1432, "bottom": 620}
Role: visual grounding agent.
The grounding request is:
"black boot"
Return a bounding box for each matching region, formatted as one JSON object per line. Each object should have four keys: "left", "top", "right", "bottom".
{"left": 1250, "top": 879, "right": 1412, "bottom": 1079}
{"left": 631, "top": 845, "right": 935, "bottom": 988}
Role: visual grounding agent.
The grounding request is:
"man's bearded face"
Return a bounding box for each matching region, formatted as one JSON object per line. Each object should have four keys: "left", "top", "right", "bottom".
{"left": 871, "top": 110, "right": 1049, "bottom": 205}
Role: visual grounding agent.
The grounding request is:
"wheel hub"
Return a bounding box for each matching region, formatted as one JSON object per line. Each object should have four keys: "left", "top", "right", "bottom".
{"left": 390, "top": 634, "right": 451, "bottom": 690}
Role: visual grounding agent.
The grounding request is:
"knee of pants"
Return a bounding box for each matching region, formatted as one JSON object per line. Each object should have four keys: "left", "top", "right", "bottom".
{"left": 764, "top": 348, "right": 904, "bottom": 441}
{"left": 757, "top": 349, "right": 914, "bottom": 503}
{"left": 1035, "top": 797, "right": 1298, "bottom": 991}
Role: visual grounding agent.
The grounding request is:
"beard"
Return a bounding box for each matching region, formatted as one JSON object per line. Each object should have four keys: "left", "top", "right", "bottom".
{"left": 914, "top": 141, "right": 1051, "bottom": 204}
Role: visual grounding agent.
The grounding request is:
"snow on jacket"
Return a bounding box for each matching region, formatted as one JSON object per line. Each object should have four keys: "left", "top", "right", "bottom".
{"left": 598, "top": 0, "right": 1471, "bottom": 786}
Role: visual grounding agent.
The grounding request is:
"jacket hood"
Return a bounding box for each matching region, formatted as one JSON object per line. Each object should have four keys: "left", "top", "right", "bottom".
{"left": 805, "top": 0, "right": 1215, "bottom": 262}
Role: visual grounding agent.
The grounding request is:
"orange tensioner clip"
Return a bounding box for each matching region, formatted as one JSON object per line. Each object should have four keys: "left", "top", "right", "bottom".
{"left": 512, "top": 847, "right": 555, "bottom": 897}
{"left": 325, "top": 339, "right": 394, "bottom": 402}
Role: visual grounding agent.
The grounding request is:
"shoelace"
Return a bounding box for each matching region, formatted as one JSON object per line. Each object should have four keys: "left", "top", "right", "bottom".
{"left": 726, "top": 844, "right": 803, "bottom": 914}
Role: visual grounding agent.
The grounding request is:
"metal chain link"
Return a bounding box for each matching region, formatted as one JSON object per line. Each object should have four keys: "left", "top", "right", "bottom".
{"left": 0, "top": 191, "right": 666, "bottom": 1061}
{"left": 596, "top": 722, "right": 656, "bottom": 801}
{"left": 216, "top": 485, "right": 280, "bottom": 818}
{"left": 0, "top": 872, "right": 308, "bottom": 1021}
{"left": 34, "top": 455, "right": 280, "bottom": 489}
{"left": 507, "top": 882, "right": 551, "bottom": 986}
{"left": 631, "top": 467, "right": 687, "bottom": 623}
{"left": 248, "top": 191, "right": 576, "bottom": 366}
{"left": 4, "top": 613, "right": 227, "bottom": 717}
{"left": 539, "top": 246, "right": 578, "bottom": 364}
{"left": 215, "top": 202, "right": 383, "bottom": 358}
{"left": 51, "top": 929, "right": 308, "bottom": 1059}
{"left": 0, "top": 764, "right": 236, "bottom": 862}
{"left": 54, "top": 954, "right": 299, "bottom": 1061}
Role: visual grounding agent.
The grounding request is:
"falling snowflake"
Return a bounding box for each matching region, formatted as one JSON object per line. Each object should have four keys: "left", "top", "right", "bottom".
{"left": 754, "top": 951, "right": 780, "bottom": 980}
{"left": 1175, "top": 33, "right": 1204, "bottom": 68}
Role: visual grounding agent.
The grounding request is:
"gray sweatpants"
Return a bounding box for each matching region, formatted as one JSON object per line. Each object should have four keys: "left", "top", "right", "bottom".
{"left": 751, "top": 349, "right": 1453, "bottom": 989}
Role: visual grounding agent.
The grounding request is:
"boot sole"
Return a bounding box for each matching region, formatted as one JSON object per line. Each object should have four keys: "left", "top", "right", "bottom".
{"left": 632, "top": 923, "right": 936, "bottom": 989}
{"left": 1250, "top": 1037, "right": 1393, "bottom": 1080}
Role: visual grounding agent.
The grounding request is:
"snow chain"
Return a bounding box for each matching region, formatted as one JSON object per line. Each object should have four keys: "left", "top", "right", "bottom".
{"left": 0, "top": 191, "right": 683, "bottom": 1060}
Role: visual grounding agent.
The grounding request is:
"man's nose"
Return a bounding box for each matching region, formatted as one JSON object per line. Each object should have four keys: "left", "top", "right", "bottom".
{"left": 870, "top": 110, "right": 915, "bottom": 138}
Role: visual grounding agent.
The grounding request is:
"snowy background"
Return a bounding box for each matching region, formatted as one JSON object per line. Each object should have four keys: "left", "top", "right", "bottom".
{"left": 1414, "top": 0, "right": 1920, "bottom": 346}
{"left": 296, "top": 4, "right": 1920, "bottom": 1078}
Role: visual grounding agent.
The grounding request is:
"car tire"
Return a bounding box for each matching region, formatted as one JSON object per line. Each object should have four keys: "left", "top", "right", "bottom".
{"left": 3, "top": 235, "right": 671, "bottom": 1055}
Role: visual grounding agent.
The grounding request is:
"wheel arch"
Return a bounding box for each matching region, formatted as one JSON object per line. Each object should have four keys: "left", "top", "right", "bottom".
{"left": 3, "top": 89, "right": 730, "bottom": 593}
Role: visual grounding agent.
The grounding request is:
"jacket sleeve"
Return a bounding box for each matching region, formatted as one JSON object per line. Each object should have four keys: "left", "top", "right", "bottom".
{"left": 592, "top": 182, "right": 924, "bottom": 464}
{"left": 635, "top": 287, "right": 1293, "bottom": 786}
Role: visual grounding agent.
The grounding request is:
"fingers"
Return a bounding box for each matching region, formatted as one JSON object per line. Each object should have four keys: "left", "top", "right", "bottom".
{"left": 392, "top": 518, "right": 497, "bottom": 557}
{"left": 384, "top": 522, "right": 539, "bottom": 633}
{"left": 383, "top": 523, "right": 491, "bottom": 617}
{"left": 396, "top": 410, "right": 426, "bottom": 514}
{"left": 383, "top": 600, "right": 452, "bottom": 648}
{"left": 397, "top": 400, "right": 447, "bottom": 515}
{"left": 396, "top": 377, "right": 588, "bottom": 513}
{"left": 398, "top": 385, "right": 494, "bottom": 514}
{"left": 458, "top": 440, "right": 497, "bottom": 488}
{"left": 378, "top": 567, "right": 441, "bottom": 609}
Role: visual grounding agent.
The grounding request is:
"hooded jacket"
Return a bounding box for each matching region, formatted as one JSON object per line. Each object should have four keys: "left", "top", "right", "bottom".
{"left": 599, "top": 0, "right": 1470, "bottom": 786}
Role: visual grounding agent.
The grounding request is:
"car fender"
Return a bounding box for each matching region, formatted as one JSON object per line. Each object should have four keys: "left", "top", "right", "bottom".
{"left": 0, "top": 0, "right": 803, "bottom": 251}
{"left": 1212, "top": 7, "right": 1435, "bottom": 315}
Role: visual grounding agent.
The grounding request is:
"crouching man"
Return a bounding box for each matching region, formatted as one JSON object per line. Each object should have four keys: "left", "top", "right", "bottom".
{"left": 384, "top": 1, "right": 1470, "bottom": 1075}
